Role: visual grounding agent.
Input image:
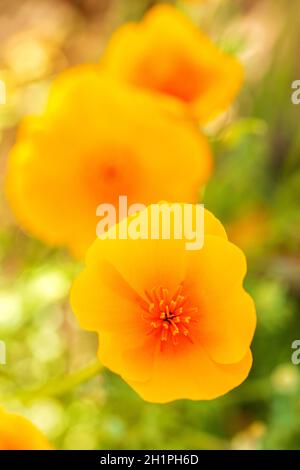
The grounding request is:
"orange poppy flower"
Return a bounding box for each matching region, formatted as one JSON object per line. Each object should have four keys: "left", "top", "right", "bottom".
{"left": 5, "top": 65, "right": 211, "bottom": 258}
{"left": 0, "top": 407, "right": 51, "bottom": 450}
{"left": 102, "top": 5, "right": 243, "bottom": 123}
{"left": 70, "top": 204, "right": 256, "bottom": 403}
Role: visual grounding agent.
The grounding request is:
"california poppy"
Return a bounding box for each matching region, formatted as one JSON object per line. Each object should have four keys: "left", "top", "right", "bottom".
{"left": 5, "top": 66, "right": 211, "bottom": 258}
{"left": 70, "top": 204, "right": 256, "bottom": 403}
{"left": 0, "top": 407, "right": 51, "bottom": 450}
{"left": 102, "top": 5, "right": 243, "bottom": 123}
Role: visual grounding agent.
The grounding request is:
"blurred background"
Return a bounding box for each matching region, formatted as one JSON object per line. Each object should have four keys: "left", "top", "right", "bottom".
{"left": 1, "top": 0, "right": 300, "bottom": 450}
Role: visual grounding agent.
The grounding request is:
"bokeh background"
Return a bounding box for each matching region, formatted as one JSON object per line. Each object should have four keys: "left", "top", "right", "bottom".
{"left": 1, "top": 0, "right": 300, "bottom": 450}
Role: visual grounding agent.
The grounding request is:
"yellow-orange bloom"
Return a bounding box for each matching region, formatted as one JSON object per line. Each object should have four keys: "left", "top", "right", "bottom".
{"left": 5, "top": 65, "right": 211, "bottom": 258}
{"left": 70, "top": 204, "right": 256, "bottom": 403}
{"left": 102, "top": 5, "right": 243, "bottom": 123}
{"left": 0, "top": 408, "right": 51, "bottom": 450}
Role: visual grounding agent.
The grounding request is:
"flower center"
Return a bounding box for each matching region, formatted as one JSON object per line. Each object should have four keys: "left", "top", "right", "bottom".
{"left": 142, "top": 285, "right": 198, "bottom": 346}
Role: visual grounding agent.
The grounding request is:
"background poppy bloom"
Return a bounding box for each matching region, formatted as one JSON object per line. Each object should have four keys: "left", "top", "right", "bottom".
{"left": 70, "top": 204, "right": 256, "bottom": 403}
{"left": 5, "top": 65, "right": 211, "bottom": 258}
{"left": 102, "top": 5, "right": 244, "bottom": 123}
{"left": 0, "top": 408, "right": 51, "bottom": 450}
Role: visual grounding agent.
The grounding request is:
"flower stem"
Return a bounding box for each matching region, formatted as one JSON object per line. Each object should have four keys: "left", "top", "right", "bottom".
{"left": 4, "top": 360, "right": 103, "bottom": 403}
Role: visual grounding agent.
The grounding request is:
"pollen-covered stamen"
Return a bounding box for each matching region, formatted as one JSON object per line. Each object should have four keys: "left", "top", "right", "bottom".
{"left": 143, "top": 285, "right": 198, "bottom": 345}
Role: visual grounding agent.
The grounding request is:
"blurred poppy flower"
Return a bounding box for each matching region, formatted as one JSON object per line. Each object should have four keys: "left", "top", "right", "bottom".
{"left": 70, "top": 204, "right": 256, "bottom": 403}
{"left": 5, "top": 65, "right": 211, "bottom": 258}
{"left": 0, "top": 407, "right": 51, "bottom": 450}
{"left": 102, "top": 5, "right": 243, "bottom": 123}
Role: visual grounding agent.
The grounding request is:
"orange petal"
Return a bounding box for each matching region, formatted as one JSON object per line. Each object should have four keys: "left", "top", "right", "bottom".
{"left": 203, "top": 208, "right": 228, "bottom": 239}
{"left": 199, "top": 288, "right": 256, "bottom": 364}
{"left": 70, "top": 257, "right": 146, "bottom": 333}
{"left": 0, "top": 408, "right": 51, "bottom": 450}
{"left": 185, "top": 235, "right": 247, "bottom": 302}
{"left": 86, "top": 209, "right": 188, "bottom": 299}
{"left": 102, "top": 4, "right": 243, "bottom": 123}
{"left": 97, "top": 331, "right": 159, "bottom": 382}
{"left": 125, "top": 343, "right": 252, "bottom": 403}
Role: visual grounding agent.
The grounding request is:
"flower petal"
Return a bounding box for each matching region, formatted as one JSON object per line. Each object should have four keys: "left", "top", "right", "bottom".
{"left": 102, "top": 4, "right": 243, "bottom": 122}
{"left": 185, "top": 235, "right": 247, "bottom": 302}
{"left": 125, "top": 343, "right": 252, "bottom": 403}
{"left": 70, "top": 257, "right": 146, "bottom": 332}
{"left": 97, "top": 332, "right": 158, "bottom": 382}
{"left": 200, "top": 288, "right": 256, "bottom": 364}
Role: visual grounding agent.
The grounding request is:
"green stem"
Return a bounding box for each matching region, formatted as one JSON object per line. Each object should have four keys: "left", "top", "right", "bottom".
{"left": 3, "top": 360, "right": 102, "bottom": 403}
